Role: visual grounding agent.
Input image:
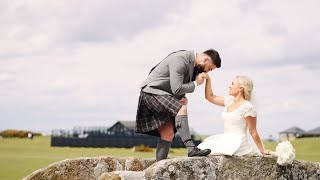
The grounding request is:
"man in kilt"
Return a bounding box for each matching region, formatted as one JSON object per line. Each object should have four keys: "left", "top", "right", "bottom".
{"left": 136, "top": 49, "right": 221, "bottom": 161}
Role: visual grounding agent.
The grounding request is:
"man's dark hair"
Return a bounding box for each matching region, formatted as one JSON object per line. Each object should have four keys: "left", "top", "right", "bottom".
{"left": 203, "top": 49, "right": 221, "bottom": 68}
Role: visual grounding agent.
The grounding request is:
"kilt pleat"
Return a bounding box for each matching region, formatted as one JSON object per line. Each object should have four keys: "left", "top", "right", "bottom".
{"left": 135, "top": 91, "right": 182, "bottom": 137}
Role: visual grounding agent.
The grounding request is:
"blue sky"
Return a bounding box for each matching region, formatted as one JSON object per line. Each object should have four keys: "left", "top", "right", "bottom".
{"left": 0, "top": 0, "right": 319, "bottom": 139}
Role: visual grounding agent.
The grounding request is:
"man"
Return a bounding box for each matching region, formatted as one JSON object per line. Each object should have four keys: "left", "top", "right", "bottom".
{"left": 135, "top": 49, "right": 221, "bottom": 161}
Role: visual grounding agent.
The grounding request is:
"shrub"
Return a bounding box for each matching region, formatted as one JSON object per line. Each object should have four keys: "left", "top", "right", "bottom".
{"left": 0, "top": 130, "right": 41, "bottom": 138}
{"left": 132, "top": 144, "right": 153, "bottom": 152}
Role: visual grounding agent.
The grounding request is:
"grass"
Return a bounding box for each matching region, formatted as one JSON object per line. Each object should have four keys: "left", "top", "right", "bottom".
{"left": 264, "top": 137, "right": 320, "bottom": 162}
{"left": 0, "top": 136, "right": 319, "bottom": 180}
{"left": 0, "top": 136, "right": 186, "bottom": 180}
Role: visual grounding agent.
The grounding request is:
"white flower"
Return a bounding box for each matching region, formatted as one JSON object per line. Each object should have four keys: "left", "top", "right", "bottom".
{"left": 274, "top": 141, "right": 296, "bottom": 166}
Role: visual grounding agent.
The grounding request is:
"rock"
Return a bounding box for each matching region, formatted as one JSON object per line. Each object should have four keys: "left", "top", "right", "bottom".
{"left": 24, "top": 156, "right": 320, "bottom": 180}
{"left": 23, "top": 156, "right": 155, "bottom": 180}
{"left": 98, "top": 172, "right": 121, "bottom": 180}
{"left": 99, "top": 171, "right": 145, "bottom": 180}
{"left": 144, "top": 156, "right": 320, "bottom": 180}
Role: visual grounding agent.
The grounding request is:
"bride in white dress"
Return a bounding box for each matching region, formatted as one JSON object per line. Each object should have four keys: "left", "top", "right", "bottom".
{"left": 197, "top": 75, "right": 271, "bottom": 156}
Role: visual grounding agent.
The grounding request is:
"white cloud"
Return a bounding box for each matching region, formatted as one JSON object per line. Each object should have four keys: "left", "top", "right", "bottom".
{"left": 0, "top": 0, "right": 319, "bottom": 138}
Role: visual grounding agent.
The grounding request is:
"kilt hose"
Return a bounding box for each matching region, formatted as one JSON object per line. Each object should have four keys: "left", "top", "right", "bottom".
{"left": 135, "top": 91, "right": 183, "bottom": 137}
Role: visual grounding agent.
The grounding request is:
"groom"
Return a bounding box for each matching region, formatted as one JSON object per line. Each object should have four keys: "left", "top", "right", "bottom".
{"left": 135, "top": 49, "right": 221, "bottom": 161}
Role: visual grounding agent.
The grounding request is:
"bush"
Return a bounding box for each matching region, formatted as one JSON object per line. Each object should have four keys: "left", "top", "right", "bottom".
{"left": 132, "top": 144, "right": 153, "bottom": 152}
{"left": 0, "top": 130, "right": 41, "bottom": 138}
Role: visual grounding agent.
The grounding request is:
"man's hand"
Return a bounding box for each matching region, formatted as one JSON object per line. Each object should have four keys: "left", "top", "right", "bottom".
{"left": 180, "top": 97, "right": 188, "bottom": 105}
{"left": 202, "top": 73, "right": 210, "bottom": 80}
{"left": 195, "top": 72, "right": 207, "bottom": 86}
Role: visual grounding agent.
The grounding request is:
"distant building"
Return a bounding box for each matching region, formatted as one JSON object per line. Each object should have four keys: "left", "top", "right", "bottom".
{"left": 304, "top": 126, "right": 320, "bottom": 137}
{"left": 279, "top": 126, "right": 306, "bottom": 141}
{"left": 51, "top": 121, "right": 201, "bottom": 148}
{"left": 108, "top": 121, "right": 136, "bottom": 136}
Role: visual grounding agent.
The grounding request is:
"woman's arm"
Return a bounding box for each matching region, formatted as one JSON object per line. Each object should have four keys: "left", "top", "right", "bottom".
{"left": 245, "top": 116, "right": 271, "bottom": 155}
{"left": 202, "top": 73, "right": 224, "bottom": 106}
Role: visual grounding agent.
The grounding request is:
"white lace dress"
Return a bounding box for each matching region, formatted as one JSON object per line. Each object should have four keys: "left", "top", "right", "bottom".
{"left": 197, "top": 95, "right": 261, "bottom": 156}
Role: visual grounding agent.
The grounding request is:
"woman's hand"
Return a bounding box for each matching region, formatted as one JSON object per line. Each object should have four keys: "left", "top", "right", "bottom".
{"left": 200, "top": 73, "right": 210, "bottom": 80}
{"left": 261, "top": 149, "right": 272, "bottom": 155}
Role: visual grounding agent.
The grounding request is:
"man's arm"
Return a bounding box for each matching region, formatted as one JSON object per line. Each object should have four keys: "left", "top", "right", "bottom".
{"left": 169, "top": 57, "right": 195, "bottom": 96}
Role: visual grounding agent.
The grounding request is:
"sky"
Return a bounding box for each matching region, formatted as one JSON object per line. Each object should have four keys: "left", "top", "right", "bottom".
{"left": 0, "top": 0, "right": 319, "bottom": 139}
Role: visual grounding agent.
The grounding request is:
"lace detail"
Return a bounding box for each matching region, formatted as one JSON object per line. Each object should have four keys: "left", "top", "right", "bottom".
{"left": 239, "top": 102, "right": 257, "bottom": 117}
{"left": 224, "top": 95, "right": 234, "bottom": 107}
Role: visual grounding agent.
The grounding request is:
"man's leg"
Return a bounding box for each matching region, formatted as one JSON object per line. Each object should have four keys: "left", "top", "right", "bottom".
{"left": 175, "top": 105, "right": 211, "bottom": 157}
{"left": 157, "top": 120, "right": 174, "bottom": 161}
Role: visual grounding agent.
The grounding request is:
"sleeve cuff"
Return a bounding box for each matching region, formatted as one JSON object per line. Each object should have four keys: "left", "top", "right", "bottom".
{"left": 193, "top": 81, "right": 197, "bottom": 89}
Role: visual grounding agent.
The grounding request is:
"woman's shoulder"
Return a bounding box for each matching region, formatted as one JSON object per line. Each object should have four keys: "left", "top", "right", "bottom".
{"left": 240, "top": 100, "right": 257, "bottom": 117}
{"left": 244, "top": 100, "right": 254, "bottom": 107}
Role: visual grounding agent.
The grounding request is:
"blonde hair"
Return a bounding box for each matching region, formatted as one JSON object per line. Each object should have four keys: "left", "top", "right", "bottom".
{"left": 236, "top": 75, "right": 253, "bottom": 101}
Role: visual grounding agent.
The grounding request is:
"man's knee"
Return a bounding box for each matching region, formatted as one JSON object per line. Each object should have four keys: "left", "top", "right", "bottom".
{"left": 158, "top": 121, "right": 175, "bottom": 141}
{"left": 160, "top": 130, "right": 174, "bottom": 141}
{"left": 177, "top": 105, "right": 187, "bottom": 115}
{"left": 161, "top": 128, "right": 174, "bottom": 141}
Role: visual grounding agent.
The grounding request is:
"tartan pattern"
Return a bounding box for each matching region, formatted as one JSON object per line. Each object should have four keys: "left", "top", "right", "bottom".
{"left": 135, "top": 91, "right": 183, "bottom": 137}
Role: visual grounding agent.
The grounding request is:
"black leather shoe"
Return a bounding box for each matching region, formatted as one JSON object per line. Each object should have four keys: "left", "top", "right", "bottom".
{"left": 188, "top": 147, "right": 211, "bottom": 157}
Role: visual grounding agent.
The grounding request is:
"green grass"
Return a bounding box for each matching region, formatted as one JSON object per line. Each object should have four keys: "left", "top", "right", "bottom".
{"left": 0, "top": 136, "right": 186, "bottom": 180}
{"left": 264, "top": 137, "right": 320, "bottom": 162}
{"left": 0, "top": 136, "right": 319, "bottom": 180}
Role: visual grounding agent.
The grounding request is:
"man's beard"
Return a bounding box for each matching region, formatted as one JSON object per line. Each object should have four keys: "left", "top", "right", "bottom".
{"left": 196, "top": 64, "right": 205, "bottom": 73}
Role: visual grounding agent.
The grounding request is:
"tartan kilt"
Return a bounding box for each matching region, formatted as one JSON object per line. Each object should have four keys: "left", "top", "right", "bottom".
{"left": 135, "top": 91, "right": 183, "bottom": 137}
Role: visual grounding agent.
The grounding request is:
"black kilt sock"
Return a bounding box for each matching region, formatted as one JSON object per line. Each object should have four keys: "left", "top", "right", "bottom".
{"left": 156, "top": 138, "right": 171, "bottom": 161}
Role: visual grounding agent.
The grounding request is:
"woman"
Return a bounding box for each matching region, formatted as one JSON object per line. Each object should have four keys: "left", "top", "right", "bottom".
{"left": 197, "top": 74, "right": 271, "bottom": 156}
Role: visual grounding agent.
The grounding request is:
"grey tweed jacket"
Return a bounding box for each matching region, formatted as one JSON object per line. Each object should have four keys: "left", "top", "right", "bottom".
{"left": 140, "top": 50, "right": 196, "bottom": 99}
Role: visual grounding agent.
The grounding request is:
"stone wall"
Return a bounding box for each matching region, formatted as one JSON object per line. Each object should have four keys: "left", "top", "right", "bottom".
{"left": 24, "top": 156, "right": 320, "bottom": 180}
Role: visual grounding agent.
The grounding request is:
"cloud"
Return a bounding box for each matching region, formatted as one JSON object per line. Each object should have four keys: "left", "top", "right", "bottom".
{"left": 0, "top": 0, "right": 191, "bottom": 58}
{"left": 0, "top": 0, "right": 319, "bottom": 138}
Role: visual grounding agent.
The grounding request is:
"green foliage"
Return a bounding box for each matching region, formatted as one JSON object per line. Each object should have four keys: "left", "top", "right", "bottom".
{"left": 0, "top": 136, "right": 186, "bottom": 180}
{"left": 264, "top": 138, "right": 320, "bottom": 162}
{"left": 0, "top": 136, "right": 319, "bottom": 180}
{"left": 132, "top": 145, "right": 154, "bottom": 152}
{"left": 0, "top": 130, "right": 41, "bottom": 138}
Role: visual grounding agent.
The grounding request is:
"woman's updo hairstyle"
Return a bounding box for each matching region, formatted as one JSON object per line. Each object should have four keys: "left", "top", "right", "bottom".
{"left": 236, "top": 75, "right": 253, "bottom": 101}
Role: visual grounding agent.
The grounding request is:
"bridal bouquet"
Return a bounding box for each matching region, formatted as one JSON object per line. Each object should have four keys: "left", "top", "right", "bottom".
{"left": 270, "top": 140, "right": 296, "bottom": 166}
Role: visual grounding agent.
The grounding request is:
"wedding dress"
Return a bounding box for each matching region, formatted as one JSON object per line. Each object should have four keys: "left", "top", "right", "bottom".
{"left": 197, "top": 95, "right": 261, "bottom": 156}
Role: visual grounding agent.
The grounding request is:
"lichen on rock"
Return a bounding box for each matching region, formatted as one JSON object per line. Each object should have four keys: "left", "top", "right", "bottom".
{"left": 24, "top": 155, "right": 320, "bottom": 180}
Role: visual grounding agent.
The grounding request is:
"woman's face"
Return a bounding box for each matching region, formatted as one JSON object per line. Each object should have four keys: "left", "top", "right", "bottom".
{"left": 229, "top": 78, "right": 241, "bottom": 96}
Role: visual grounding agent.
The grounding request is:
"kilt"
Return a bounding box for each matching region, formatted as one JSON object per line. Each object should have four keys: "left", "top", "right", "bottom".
{"left": 135, "top": 91, "right": 183, "bottom": 137}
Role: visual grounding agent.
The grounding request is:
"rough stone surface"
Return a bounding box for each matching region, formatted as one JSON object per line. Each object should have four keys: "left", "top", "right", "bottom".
{"left": 99, "top": 171, "right": 145, "bottom": 180}
{"left": 24, "top": 156, "right": 320, "bottom": 180}
{"left": 23, "top": 156, "right": 155, "bottom": 180}
{"left": 98, "top": 172, "right": 121, "bottom": 180}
